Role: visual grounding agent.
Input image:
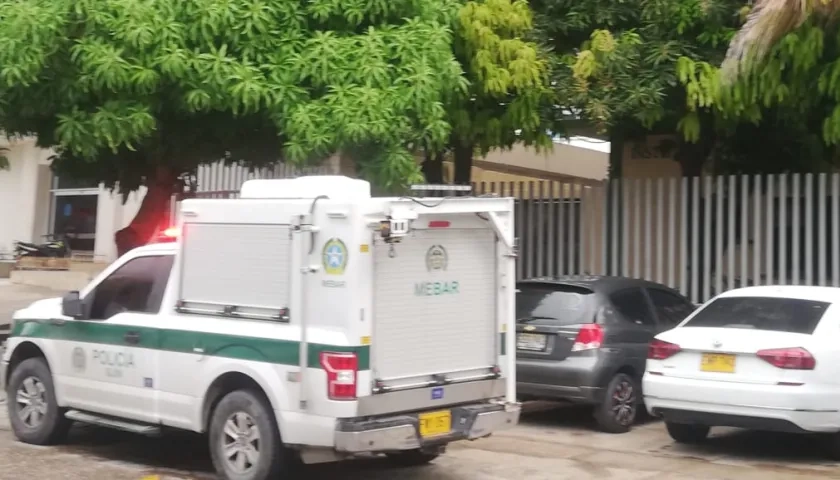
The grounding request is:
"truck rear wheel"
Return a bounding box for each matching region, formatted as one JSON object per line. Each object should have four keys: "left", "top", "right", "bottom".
{"left": 6, "top": 357, "right": 72, "bottom": 445}
{"left": 208, "top": 389, "right": 291, "bottom": 480}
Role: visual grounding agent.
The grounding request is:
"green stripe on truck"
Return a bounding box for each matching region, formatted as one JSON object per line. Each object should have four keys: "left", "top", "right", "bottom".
{"left": 11, "top": 319, "right": 371, "bottom": 370}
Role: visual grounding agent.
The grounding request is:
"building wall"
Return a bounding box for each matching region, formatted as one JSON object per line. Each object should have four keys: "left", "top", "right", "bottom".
{"left": 0, "top": 137, "right": 144, "bottom": 262}
{"left": 0, "top": 138, "right": 51, "bottom": 256}
{"left": 622, "top": 134, "right": 683, "bottom": 178}
{"left": 481, "top": 142, "right": 610, "bottom": 181}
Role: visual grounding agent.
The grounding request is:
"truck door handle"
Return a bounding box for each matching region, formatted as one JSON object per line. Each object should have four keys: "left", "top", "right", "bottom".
{"left": 124, "top": 331, "right": 141, "bottom": 345}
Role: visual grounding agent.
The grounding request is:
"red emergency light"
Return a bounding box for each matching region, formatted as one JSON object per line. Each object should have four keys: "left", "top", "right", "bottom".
{"left": 156, "top": 226, "right": 180, "bottom": 243}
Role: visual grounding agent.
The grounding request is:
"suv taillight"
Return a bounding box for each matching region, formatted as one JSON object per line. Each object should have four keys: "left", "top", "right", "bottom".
{"left": 757, "top": 347, "right": 816, "bottom": 370}
{"left": 571, "top": 324, "right": 603, "bottom": 352}
{"left": 320, "top": 352, "right": 358, "bottom": 400}
{"left": 648, "top": 339, "right": 681, "bottom": 360}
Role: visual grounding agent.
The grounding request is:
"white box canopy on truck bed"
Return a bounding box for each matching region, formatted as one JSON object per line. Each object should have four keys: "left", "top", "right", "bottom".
{"left": 175, "top": 176, "right": 517, "bottom": 405}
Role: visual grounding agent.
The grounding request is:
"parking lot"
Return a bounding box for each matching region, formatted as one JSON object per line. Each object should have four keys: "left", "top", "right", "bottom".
{"left": 1, "top": 282, "right": 839, "bottom": 479}
{"left": 0, "top": 402, "right": 835, "bottom": 479}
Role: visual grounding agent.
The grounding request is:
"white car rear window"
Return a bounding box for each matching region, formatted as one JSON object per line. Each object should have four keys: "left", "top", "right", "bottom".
{"left": 684, "top": 296, "right": 830, "bottom": 334}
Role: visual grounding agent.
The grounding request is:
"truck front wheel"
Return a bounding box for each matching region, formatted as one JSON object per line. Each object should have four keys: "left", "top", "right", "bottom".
{"left": 6, "top": 357, "right": 72, "bottom": 445}
{"left": 208, "top": 389, "right": 292, "bottom": 480}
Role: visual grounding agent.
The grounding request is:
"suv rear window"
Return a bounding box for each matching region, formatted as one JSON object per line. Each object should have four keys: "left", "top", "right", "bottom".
{"left": 684, "top": 296, "right": 830, "bottom": 334}
{"left": 516, "top": 284, "right": 596, "bottom": 326}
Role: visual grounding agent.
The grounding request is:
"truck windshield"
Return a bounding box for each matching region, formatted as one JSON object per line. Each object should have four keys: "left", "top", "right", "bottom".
{"left": 516, "top": 284, "right": 596, "bottom": 326}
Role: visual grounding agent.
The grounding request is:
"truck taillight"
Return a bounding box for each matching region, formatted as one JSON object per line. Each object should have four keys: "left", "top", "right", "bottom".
{"left": 320, "top": 352, "right": 358, "bottom": 400}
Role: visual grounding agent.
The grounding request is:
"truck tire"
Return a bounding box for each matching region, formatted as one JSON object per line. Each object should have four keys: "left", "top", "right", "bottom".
{"left": 593, "top": 373, "right": 638, "bottom": 434}
{"left": 665, "top": 422, "right": 710, "bottom": 444}
{"left": 6, "top": 357, "right": 72, "bottom": 445}
{"left": 208, "top": 389, "right": 291, "bottom": 480}
{"left": 386, "top": 448, "right": 441, "bottom": 467}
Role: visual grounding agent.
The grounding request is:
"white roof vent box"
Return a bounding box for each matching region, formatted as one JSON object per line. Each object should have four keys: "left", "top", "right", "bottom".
{"left": 239, "top": 175, "right": 372, "bottom": 200}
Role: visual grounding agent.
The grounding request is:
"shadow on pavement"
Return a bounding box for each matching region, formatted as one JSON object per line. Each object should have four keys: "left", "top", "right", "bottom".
{"left": 61, "top": 425, "right": 442, "bottom": 480}
{"left": 518, "top": 401, "right": 660, "bottom": 430}
{"left": 519, "top": 401, "right": 840, "bottom": 471}
{"left": 661, "top": 429, "right": 840, "bottom": 469}
{"left": 53, "top": 402, "right": 840, "bottom": 477}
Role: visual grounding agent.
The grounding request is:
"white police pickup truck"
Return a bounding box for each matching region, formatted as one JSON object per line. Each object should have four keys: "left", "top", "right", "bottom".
{"left": 1, "top": 176, "right": 520, "bottom": 480}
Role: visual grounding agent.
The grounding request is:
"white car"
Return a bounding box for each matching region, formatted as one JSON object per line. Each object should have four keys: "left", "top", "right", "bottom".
{"left": 643, "top": 286, "right": 840, "bottom": 456}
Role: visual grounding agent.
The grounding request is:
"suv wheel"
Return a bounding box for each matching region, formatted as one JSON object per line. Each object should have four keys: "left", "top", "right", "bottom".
{"left": 593, "top": 373, "right": 638, "bottom": 434}
{"left": 208, "top": 390, "right": 296, "bottom": 480}
{"left": 7, "top": 357, "right": 72, "bottom": 445}
{"left": 665, "top": 422, "right": 710, "bottom": 444}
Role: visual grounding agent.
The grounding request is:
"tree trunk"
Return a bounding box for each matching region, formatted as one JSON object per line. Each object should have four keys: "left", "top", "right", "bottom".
{"left": 421, "top": 150, "right": 444, "bottom": 184}
{"left": 453, "top": 142, "right": 474, "bottom": 185}
{"left": 608, "top": 128, "right": 625, "bottom": 179}
{"left": 675, "top": 113, "right": 716, "bottom": 177}
{"left": 114, "top": 167, "right": 180, "bottom": 257}
{"left": 675, "top": 137, "right": 714, "bottom": 177}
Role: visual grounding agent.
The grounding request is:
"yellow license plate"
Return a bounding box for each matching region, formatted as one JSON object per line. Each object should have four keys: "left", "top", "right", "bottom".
{"left": 700, "top": 353, "right": 736, "bottom": 373}
{"left": 418, "top": 410, "right": 451, "bottom": 438}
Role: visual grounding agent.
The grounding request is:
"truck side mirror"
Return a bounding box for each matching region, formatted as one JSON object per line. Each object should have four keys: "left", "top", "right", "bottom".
{"left": 62, "top": 291, "right": 84, "bottom": 318}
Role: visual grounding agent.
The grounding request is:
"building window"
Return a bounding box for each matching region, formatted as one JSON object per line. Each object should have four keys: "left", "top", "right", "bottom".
{"left": 50, "top": 175, "right": 99, "bottom": 253}
{"left": 54, "top": 175, "right": 100, "bottom": 190}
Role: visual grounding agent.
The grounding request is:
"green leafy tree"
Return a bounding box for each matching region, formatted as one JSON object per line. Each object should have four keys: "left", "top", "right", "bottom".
{"left": 679, "top": 9, "right": 840, "bottom": 171}
{"left": 0, "top": 0, "right": 466, "bottom": 254}
{"left": 422, "top": 0, "right": 552, "bottom": 184}
{"left": 531, "top": 0, "right": 745, "bottom": 175}
{"left": 721, "top": 0, "right": 831, "bottom": 78}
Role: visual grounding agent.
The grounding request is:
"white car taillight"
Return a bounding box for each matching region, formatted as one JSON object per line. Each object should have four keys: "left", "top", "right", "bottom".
{"left": 648, "top": 339, "right": 682, "bottom": 360}
{"left": 757, "top": 347, "right": 816, "bottom": 370}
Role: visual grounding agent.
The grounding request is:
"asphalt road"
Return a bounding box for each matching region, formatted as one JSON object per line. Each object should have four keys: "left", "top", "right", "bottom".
{"left": 1, "top": 282, "right": 839, "bottom": 479}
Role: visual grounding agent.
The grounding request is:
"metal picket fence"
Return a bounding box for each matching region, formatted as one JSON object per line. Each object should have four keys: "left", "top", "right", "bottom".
{"left": 468, "top": 174, "right": 840, "bottom": 304}
{"left": 180, "top": 169, "right": 840, "bottom": 304}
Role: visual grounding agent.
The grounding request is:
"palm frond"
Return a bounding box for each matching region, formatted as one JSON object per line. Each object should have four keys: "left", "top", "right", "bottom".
{"left": 721, "top": 0, "right": 811, "bottom": 81}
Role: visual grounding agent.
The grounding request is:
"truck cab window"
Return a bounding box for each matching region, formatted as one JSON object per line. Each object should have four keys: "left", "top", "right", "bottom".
{"left": 87, "top": 255, "right": 175, "bottom": 320}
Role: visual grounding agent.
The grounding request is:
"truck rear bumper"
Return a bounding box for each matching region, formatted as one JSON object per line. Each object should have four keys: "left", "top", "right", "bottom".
{"left": 334, "top": 402, "right": 521, "bottom": 453}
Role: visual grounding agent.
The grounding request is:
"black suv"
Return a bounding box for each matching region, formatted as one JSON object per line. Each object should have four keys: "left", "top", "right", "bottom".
{"left": 515, "top": 276, "right": 695, "bottom": 433}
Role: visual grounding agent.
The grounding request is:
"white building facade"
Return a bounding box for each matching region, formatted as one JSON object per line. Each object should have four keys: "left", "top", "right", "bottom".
{"left": 0, "top": 137, "right": 146, "bottom": 262}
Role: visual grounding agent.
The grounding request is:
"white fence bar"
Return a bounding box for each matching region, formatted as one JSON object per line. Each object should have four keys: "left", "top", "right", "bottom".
{"left": 727, "top": 175, "right": 736, "bottom": 291}
{"left": 819, "top": 173, "right": 827, "bottom": 286}
{"left": 740, "top": 175, "right": 749, "bottom": 288}
{"left": 680, "top": 177, "right": 688, "bottom": 296}
{"left": 766, "top": 175, "right": 774, "bottom": 285}
{"left": 792, "top": 174, "right": 801, "bottom": 285}
{"left": 778, "top": 174, "right": 787, "bottom": 285}
{"left": 805, "top": 174, "right": 814, "bottom": 285}
{"left": 656, "top": 178, "right": 664, "bottom": 284}
{"left": 668, "top": 177, "right": 678, "bottom": 288}
{"left": 833, "top": 175, "right": 840, "bottom": 287}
